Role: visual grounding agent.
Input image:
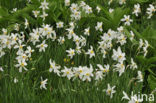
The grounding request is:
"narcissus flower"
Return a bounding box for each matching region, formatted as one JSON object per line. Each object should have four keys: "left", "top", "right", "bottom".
{"left": 121, "top": 15, "right": 133, "bottom": 26}
{"left": 95, "top": 22, "right": 103, "bottom": 32}
{"left": 36, "top": 40, "right": 48, "bottom": 52}
{"left": 39, "top": 0, "right": 49, "bottom": 10}
{"left": 61, "top": 66, "right": 74, "bottom": 80}
{"left": 40, "top": 77, "right": 48, "bottom": 90}
{"left": 32, "top": 10, "right": 40, "bottom": 18}
{"left": 132, "top": 4, "right": 141, "bottom": 16}
{"left": 146, "top": 4, "right": 155, "bottom": 19}
{"left": 56, "top": 21, "right": 64, "bottom": 28}
{"left": 15, "top": 59, "right": 28, "bottom": 72}
{"left": 49, "top": 59, "right": 61, "bottom": 76}
{"left": 86, "top": 46, "right": 95, "bottom": 58}
{"left": 137, "top": 71, "right": 143, "bottom": 82}
{"left": 105, "top": 83, "right": 116, "bottom": 98}
{"left": 66, "top": 48, "right": 75, "bottom": 59}
{"left": 119, "top": 0, "right": 126, "bottom": 5}
{"left": 112, "top": 46, "right": 126, "bottom": 63}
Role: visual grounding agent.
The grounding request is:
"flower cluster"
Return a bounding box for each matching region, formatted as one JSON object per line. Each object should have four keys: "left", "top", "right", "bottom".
{"left": 0, "top": 0, "right": 155, "bottom": 101}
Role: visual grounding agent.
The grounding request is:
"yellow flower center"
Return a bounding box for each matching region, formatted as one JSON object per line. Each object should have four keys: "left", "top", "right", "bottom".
{"left": 19, "top": 45, "right": 23, "bottom": 49}
{"left": 50, "top": 65, "right": 53, "bottom": 68}
{"left": 21, "top": 63, "right": 25, "bottom": 67}
{"left": 71, "top": 51, "right": 74, "bottom": 55}
{"left": 41, "top": 44, "right": 44, "bottom": 47}
{"left": 135, "top": 101, "right": 139, "bottom": 103}
{"left": 79, "top": 70, "right": 83, "bottom": 73}
{"left": 103, "top": 69, "right": 106, "bottom": 73}
{"left": 107, "top": 90, "right": 111, "bottom": 94}
{"left": 66, "top": 71, "right": 70, "bottom": 74}
{"left": 90, "top": 50, "right": 94, "bottom": 54}
{"left": 126, "top": 18, "right": 129, "bottom": 22}
{"left": 118, "top": 55, "right": 122, "bottom": 59}
{"left": 44, "top": 28, "right": 48, "bottom": 31}
{"left": 86, "top": 73, "right": 90, "bottom": 76}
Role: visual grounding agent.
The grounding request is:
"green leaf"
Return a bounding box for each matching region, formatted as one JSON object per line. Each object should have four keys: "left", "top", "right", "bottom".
{"left": 148, "top": 74, "right": 156, "bottom": 90}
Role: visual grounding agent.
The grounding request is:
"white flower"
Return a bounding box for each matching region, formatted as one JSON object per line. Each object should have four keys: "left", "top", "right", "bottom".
{"left": 2, "top": 28, "right": 7, "bottom": 35}
{"left": 14, "top": 40, "right": 25, "bottom": 54}
{"left": 117, "top": 33, "right": 127, "bottom": 45}
{"left": 65, "top": 0, "right": 70, "bottom": 6}
{"left": 95, "top": 22, "right": 103, "bottom": 32}
{"left": 112, "top": 46, "right": 126, "bottom": 63}
{"left": 96, "top": 6, "right": 101, "bottom": 13}
{"left": 40, "top": 24, "right": 51, "bottom": 36}
{"left": 84, "top": 5, "right": 92, "bottom": 14}
{"left": 97, "top": 64, "right": 110, "bottom": 74}
{"left": 24, "top": 18, "right": 29, "bottom": 29}
{"left": 66, "top": 48, "right": 75, "bottom": 59}
{"left": 105, "top": 83, "right": 116, "bottom": 98}
{"left": 11, "top": 8, "right": 17, "bottom": 13}
{"left": 14, "top": 23, "right": 20, "bottom": 31}
{"left": 82, "top": 65, "right": 94, "bottom": 82}
{"left": 56, "top": 21, "right": 64, "bottom": 28}
{"left": 66, "top": 28, "right": 76, "bottom": 39}
{"left": 122, "top": 91, "right": 130, "bottom": 101}
{"left": 58, "top": 36, "right": 65, "bottom": 44}
{"left": 80, "top": 1, "right": 86, "bottom": 7}
{"left": 16, "top": 52, "right": 28, "bottom": 61}
{"left": 75, "top": 45, "right": 81, "bottom": 54}
{"left": 0, "top": 47, "right": 5, "bottom": 58}
{"left": 108, "top": 0, "right": 113, "bottom": 5}
{"left": 69, "top": 22, "right": 75, "bottom": 29}
{"left": 73, "top": 35, "right": 81, "bottom": 46}
{"left": 40, "top": 11, "right": 48, "bottom": 21}
{"left": 61, "top": 66, "right": 73, "bottom": 80}
{"left": 114, "top": 62, "right": 125, "bottom": 76}
{"left": 109, "top": 8, "right": 114, "bottom": 13}
{"left": 36, "top": 40, "right": 48, "bottom": 52}
{"left": 0, "top": 67, "right": 3, "bottom": 72}
{"left": 32, "top": 10, "right": 40, "bottom": 18}
{"left": 39, "top": 0, "right": 49, "bottom": 10}
{"left": 119, "top": 0, "right": 126, "bottom": 5}
{"left": 29, "top": 28, "right": 40, "bottom": 45}
{"left": 137, "top": 71, "right": 143, "bottom": 82}
{"left": 143, "top": 40, "right": 149, "bottom": 57}
{"left": 40, "top": 77, "right": 48, "bottom": 90}
{"left": 146, "top": 4, "right": 155, "bottom": 19}
{"left": 14, "top": 78, "right": 18, "bottom": 83}
{"left": 45, "top": 27, "right": 56, "bottom": 40}
{"left": 79, "top": 36, "right": 86, "bottom": 47}
{"left": 139, "top": 39, "right": 144, "bottom": 49}
{"left": 25, "top": 46, "right": 34, "bottom": 58}
{"left": 130, "top": 31, "right": 135, "bottom": 41}
{"left": 117, "top": 26, "right": 124, "bottom": 33}
{"left": 95, "top": 71, "right": 103, "bottom": 80}
{"left": 130, "top": 58, "right": 137, "bottom": 70}
{"left": 132, "top": 4, "right": 141, "bottom": 16}
{"left": 121, "top": 15, "right": 133, "bottom": 26}
{"left": 86, "top": 46, "right": 95, "bottom": 58}
{"left": 49, "top": 59, "right": 61, "bottom": 76}
{"left": 70, "top": 3, "right": 79, "bottom": 12}
{"left": 84, "top": 27, "right": 90, "bottom": 36}
{"left": 11, "top": 33, "right": 18, "bottom": 45}
{"left": 73, "top": 66, "right": 85, "bottom": 79}
{"left": 70, "top": 10, "right": 81, "bottom": 20}
{"left": 15, "top": 59, "right": 28, "bottom": 72}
